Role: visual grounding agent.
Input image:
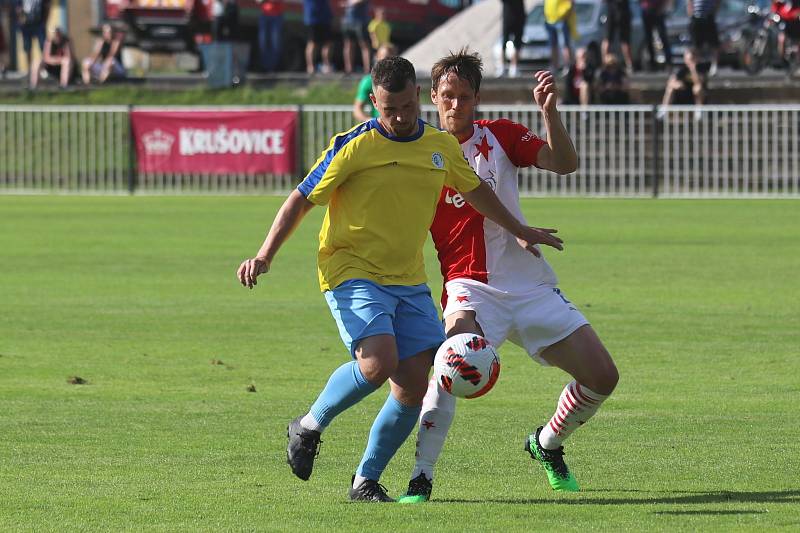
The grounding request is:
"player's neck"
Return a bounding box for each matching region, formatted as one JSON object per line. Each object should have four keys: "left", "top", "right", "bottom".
{"left": 454, "top": 125, "right": 474, "bottom": 144}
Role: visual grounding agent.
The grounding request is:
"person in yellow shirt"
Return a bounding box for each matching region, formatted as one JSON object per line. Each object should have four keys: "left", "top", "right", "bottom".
{"left": 237, "top": 56, "right": 563, "bottom": 502}
{"left": 367, "top": 6, "right": 391, "bottom": 52}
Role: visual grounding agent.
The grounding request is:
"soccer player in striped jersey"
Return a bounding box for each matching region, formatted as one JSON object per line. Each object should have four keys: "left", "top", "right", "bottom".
{"left": 398, "top": 50, "right": 619, "bottom": 503}
{"left": 237, "top": 56, "right": 564, "bottom": 502}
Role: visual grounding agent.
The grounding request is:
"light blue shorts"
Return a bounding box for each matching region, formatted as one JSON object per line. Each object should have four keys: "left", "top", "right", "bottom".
{"left": 324, "top": 279, "right": 446, "bottom": 360}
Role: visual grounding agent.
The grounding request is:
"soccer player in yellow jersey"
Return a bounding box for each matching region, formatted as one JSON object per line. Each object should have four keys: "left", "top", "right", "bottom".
{"left": 237, "top": 56, "right": 564, "bottom": 502}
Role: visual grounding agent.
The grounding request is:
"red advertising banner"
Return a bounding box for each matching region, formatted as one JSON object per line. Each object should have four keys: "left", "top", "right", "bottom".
{"left": 131, "top": 109, "right": 297, "bottom": 175}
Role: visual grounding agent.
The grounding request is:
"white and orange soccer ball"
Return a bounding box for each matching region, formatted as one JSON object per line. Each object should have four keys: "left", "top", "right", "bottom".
{"left": 433, "top": 333, "right": 500, "bottom": 399}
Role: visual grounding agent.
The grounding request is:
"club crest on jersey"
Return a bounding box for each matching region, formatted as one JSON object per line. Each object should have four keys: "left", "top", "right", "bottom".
{"left": 432, "top": 152, "right": 444, "bottom": 169}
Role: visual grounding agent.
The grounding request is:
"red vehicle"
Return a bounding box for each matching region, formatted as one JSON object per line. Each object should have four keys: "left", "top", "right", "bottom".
{"left": 102, "top": 0, "right": 464, "bottom": 70}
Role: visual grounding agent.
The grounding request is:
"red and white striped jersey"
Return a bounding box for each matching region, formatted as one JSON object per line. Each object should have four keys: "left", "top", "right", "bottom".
{"left": 431, "top": 119, "right": 558, "bottom": 307}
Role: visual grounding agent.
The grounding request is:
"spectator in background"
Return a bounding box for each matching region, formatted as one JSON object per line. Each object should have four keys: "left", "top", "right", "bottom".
{"left": 2, "top": 0, "right": 19, "bottom": 72}
{"left": 0, "top": 1, "right": 6, "bottom": 76}
{"left": 17, "top": 0, "right": 48, "bottom": 72}
{"left": 352, "top": 43, "right": 395, "bottom": 122}
{"left": 687, "top": 0, "right": 719, "bottom": 76}
{"left": 639, "top": 0, "right": 671, "bottom": 71}
{"left": 602, "top": 0, "right": 634, "bottom": 73}
{"left": 257, "top": 0, "right": 284, "bottom": 73}
{"left": 342, "top": 0, "right": 371, "bottom": 74}
{"left": 212, "top": 0, "right": 239, "bottom": 41}
{"left": 30, "top": 26, "right": 73, "bottom": 89}
{"left": 656, "top": 64, "right": 694, "bottom": 119}
{"left": 543, "top": 0, "right": 575, "bottom": 74}
{"left": 682, "top": 48, "right": 709, "bottom": 118}
{"left": 304, "top": 0, "right": 334, "bottom": 73}
{"left": 368, "top": 6, "right": 391, "bottom": 52}
{"left": 82, "top": 24, "right": 126, "bottom": 85}
{"left": 564, "top": 47, "right": 593, "bottom": 105}
{"left": 773, "top": 0, "right": 800, "bottom": 66}
{"left": 497, "top": 0, "right": 526, "bottom": 77}
{"left": 597, "top": 53, "right": 629, "bottom": 104}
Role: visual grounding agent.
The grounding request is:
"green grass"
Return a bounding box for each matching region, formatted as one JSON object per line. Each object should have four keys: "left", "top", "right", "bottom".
{"left": 0, "top": 83, "right": 356, "bottom": 106}
{"left": 1, "top": 197, "right": 798, "bottom": 531}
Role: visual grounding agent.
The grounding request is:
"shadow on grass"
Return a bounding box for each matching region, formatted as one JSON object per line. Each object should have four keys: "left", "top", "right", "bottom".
{"left": 436, "top": 489, "right": 800, "bottom": 505}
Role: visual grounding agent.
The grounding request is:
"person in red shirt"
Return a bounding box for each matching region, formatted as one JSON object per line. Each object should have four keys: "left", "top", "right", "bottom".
{"left": 398, "top": 49, "right": 618, "bottom": 503}
{"left": 773, "top": 0, "right": 800, "bottom": 63}
{"left": 257, "top": 0, "right": 284, "bottom": 72}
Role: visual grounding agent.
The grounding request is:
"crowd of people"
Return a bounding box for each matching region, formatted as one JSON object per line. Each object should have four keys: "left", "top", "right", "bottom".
{"left": 0, "top": 0, "right": 126, "bottom": 89}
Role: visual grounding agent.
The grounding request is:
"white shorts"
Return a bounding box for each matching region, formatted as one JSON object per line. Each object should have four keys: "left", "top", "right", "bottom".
{"left": 443, "top": 279, "right": 589, "bottom": 366}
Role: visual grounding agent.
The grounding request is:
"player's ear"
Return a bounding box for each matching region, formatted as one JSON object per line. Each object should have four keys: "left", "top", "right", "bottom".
{"left": 369, "top": 92, "right": 377, "bottom": 108}
{"left": 430, "top": 87, "right": 438, "bottom": 104}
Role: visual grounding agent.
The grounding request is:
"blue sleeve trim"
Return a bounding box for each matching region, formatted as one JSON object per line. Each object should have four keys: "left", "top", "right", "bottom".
{"left": 297, "top": 121, "right": 375, "bottom": 197}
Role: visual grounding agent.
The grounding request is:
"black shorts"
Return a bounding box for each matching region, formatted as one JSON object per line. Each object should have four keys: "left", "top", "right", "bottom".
{"left": 784, "top": 19, "right": 800, "bottom": 40}
{"left": 44, "top": 62, "right": 75, "bottom": 81}
{"left": 605, "top": 4, "right": 632, "bottom": 44}
{"left": 341, "top": 20, "right": 369, "bottom": 43}
{"left": 503, "top": 0, "right": 526, "bottom": 49}
{"left": 690, "top": 17, "right": 719, "bottom": 49}
{"left": 307, "top": 23, "right": 331, "bottom": 45}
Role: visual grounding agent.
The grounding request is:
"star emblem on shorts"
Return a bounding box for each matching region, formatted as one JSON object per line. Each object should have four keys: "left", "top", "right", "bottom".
{"left": 455, "top": 295, "right": 469, "bottom": 303}
{"left": 475, "top": 136, "right": 493, "bottom": 161}
{"left": 422, "top": 420, "right": 436, "bottom": 430}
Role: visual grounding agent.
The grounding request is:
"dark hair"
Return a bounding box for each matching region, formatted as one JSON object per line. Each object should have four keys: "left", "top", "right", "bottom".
{"left": 431, "top": 48, "right": 483, "bottom": 94}
{"left": 372, "top": 56, "right": 417, "bottom": 93}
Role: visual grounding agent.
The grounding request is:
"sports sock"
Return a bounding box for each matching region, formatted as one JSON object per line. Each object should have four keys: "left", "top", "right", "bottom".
{"left": 539, "top": 380, "right": 609, "bottom": 450}
{"left": 356, "top": 393, "right": 422, "bottom": 481}
{"left": 303, "top": 361, "right": 378, "bottom": 433}
{"left": 410, "top": 378, "right": 456, "bottom": 482}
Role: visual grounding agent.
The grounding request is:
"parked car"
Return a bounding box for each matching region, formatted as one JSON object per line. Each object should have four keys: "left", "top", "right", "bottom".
{"left": 645, "top": 0, "right": 753, "bottom": 68}
{"left": 495, "top": 0, "right": 634, "bottom": 68}
{"left": 102, "top": 0, "right": 464, "bottom": 71}
{"left": 498, "top": 0, "right": 752, "bottom": 70}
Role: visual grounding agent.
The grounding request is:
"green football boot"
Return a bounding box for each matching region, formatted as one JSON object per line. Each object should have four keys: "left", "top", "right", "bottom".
{"left": 525, "top": 426, "right": 580, "bottom": 492}
{"left": 397, "top": 473, "right": 433, "bottom": 503}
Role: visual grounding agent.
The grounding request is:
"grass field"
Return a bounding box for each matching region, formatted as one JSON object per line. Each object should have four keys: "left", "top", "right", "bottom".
{"left": 0, "top": 84, "right": 355, "bottom": 106}
{"left": 2, "top": 196, "right": 798, "bottom": 531}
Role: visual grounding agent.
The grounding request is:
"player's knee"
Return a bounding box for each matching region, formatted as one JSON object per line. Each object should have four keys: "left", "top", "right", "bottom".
{"left": 359, "top": 358, "right": 396, "bottom": 385}
{"left": 588, "top": 359, "right": 619, "bottom": 396}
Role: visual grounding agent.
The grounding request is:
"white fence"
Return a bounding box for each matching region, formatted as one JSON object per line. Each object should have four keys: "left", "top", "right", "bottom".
{"left": 0, "top": 105, "right": 130, "bottom": 193}
{"left": 659, "top": 105, "right": 800, "bottom": 197}
{"left": 1, "top": 104, "right": 798, "bottom": 197}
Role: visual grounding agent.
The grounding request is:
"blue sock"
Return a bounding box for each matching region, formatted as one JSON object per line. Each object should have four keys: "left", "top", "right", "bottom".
{"left": 356, "top": 393, "right": 422, "bottom": 481}
{"left": 308, "top": 361, "right": 378, "bottom": 429}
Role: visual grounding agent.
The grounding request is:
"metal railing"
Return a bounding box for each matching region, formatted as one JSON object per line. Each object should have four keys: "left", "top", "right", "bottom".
{"left": 659, "top": 105, "right": 800, "bottom": 197}
{"left": 0, "top": 105, "right": 130, "bottom": 194}
{"left": 1, "top": 104, "right": 798, "bottom": 197}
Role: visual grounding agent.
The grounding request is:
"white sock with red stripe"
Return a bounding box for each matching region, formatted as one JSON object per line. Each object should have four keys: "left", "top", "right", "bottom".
{"left": 538, "top": 380, "right": 609, "bottom": 450}
{"left": 410, "top": 378, "right": 456, "bottom": 482}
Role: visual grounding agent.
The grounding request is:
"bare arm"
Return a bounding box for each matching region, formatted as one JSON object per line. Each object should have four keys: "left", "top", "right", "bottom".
{"left": 42, "top": 40, "right": 55, "bottom": 64}
{"left": 530, "top": 71, "right": 578, "bottom": 175}
{"left": 460, "top": 181, "right": 563, "bottom": 256}
{"left": 237, "top": 189, "right": 316, "bottom": 288}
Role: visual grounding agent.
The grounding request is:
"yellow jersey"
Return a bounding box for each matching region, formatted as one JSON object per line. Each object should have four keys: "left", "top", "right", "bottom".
{"left": 298, "top": 118, "right": 481, "bottom": 291}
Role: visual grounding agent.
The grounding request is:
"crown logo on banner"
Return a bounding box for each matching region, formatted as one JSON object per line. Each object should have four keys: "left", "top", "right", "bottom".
{"left": 142, "top": 129, "right": 175, "bottom": 156}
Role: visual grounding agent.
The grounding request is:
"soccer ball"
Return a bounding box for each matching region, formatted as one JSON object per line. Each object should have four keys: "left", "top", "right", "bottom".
{"left": 433, "top": 333, "right": 500, "bottom": 399}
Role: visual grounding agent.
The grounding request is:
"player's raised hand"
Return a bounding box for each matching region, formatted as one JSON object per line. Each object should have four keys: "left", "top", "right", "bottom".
{"left": 516, "top": 226, "right": 564, "bottom": 257}
{"left": 532, "top": 70, "right": 558, "bottom": 112}
{"left": 237, "top": 257, "right": 269, "bottom": 289}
